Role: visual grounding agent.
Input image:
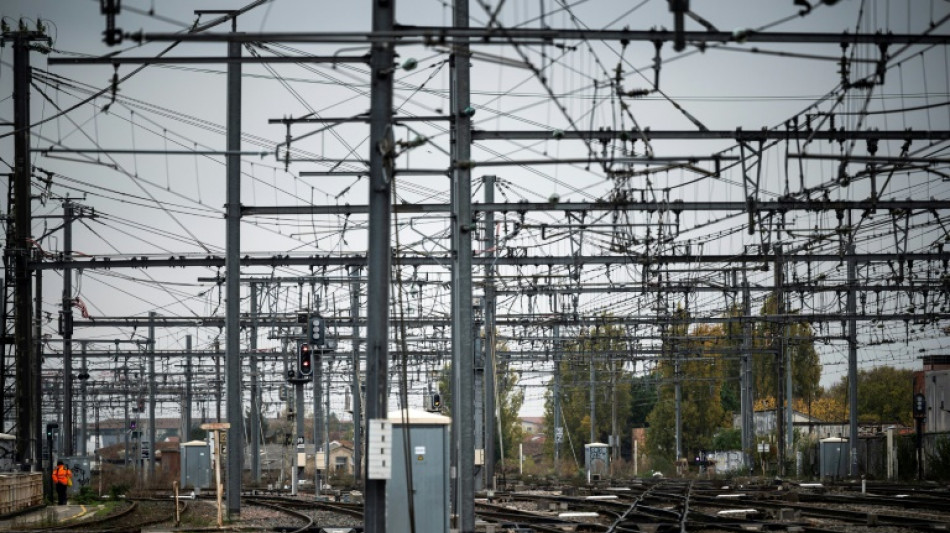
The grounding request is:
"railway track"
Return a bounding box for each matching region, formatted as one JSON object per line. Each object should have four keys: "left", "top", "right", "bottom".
{"left": 477, "top": 479, "right": 950, "bottom": 532}
{"left": 15, "top": 481, "right": 946, "bottom": 532}
{"left": 5, "top": 500, "right": 186, "bottom": 533}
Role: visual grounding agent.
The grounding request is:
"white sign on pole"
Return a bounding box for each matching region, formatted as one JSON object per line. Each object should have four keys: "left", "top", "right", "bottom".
{"left": 367, "top": 419, "right": 392, "bottom": 480}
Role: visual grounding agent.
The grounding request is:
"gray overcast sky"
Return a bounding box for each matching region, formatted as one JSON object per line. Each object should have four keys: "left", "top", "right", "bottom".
{"left": 1, "top": 0, "right": 948, "bottom": 419}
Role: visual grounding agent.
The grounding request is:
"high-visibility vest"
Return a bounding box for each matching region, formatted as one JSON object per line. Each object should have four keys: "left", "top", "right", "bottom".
{"left": 52, "top": 465, "right": 70, "bottom": 484}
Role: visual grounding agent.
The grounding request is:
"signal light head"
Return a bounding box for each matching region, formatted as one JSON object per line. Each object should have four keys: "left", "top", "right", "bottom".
{"left": 298, "top": 342, "right": 313, "bottom": 376}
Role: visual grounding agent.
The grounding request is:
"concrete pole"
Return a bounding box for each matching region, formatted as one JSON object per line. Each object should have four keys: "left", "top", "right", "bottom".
{"left": 774, "top": 245, "right": 786, "bottom": 475}
{"left": 313, "top": 343, "right": 323, "bottom": 492}
{"left": 674, "top": 352, "right": 682, "bottom": 462}
{"left": 483, "top": 175, "right": 497, "bottom": 488}
{"left": 224, "top": 24, "right": 244, "bottom": 516}
{"left": 293, "top": 382, "right": 303, "bottom": 496}
{"left": 349, "top": 267, "right": 362, "bottom": 481}
{"left": 450, "top": 0, "right": 476, "bottom": 523}
{"left": 79, "top": 342, "right": 87, "bottom": 456}
{"left": 847, "top": 245, "right": 859, "bottom": 477}
{"left": 473, "top": 335, "right": 484, "bottom": 491}
{"left": 124, "top": 366, "right": 130, "bottom": 466}
{"left": 148, "top": 312, "right": 156, "bottom": 478}
{"left": 590, "top": 352, "right": 596, "bottom": 446}
{"left": 553, "top": 324, "right": 561, "bottom": 474}
{"left": 324, "top": 361, "right": 331, "bottom": 480}
{"left": 365, "top": 0, "right": 395, "bottom": 528}
{"left": 185, "top": 335, "right": 193, "bottom": 440}
{"left": 611, "top": 360, "right": 618, "bottom": 465}
{"left": 12, "top": 32, "right": 37, "bottom": 471}
{"left": 786, "top": 330, "right": 794, "bottom": 454}
{"left": 62, "top": 203, "right": 74, "bottom": 456}
{"left": 741, "top": 272, "right": 754, "bottom": 471}
{"left": 250, "top": 284, "right": 261, "bottom": 482}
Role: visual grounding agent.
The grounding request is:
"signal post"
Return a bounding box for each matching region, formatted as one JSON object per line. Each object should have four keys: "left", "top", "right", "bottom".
{"left": 287, "top": 312, "right": 329, "bottom": 495}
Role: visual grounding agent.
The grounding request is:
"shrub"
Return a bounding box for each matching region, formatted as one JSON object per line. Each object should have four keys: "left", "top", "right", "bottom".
{"left": 927, "top": 436, "right": 950, "bottom": 481}
{"left": 108, "top": 483, "right": 130, "bottom": 500}
{"left": 73, "top": 486, "right": 100, "bottom": 504}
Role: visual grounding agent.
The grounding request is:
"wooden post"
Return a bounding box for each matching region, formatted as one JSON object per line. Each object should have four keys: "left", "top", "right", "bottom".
{"left": 215, "top": 431, "right": 223, "bottom": 527}
{"left": 173, "top": 481, "right": 180, "bottom": 527}
{"left": 200, "top": 422, "right": 230, "bottom": 527}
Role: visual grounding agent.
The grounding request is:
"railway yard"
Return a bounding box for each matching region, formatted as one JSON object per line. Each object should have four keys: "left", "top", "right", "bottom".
{"left": 1, "top": 479, "right": 949, "bottom": 532}
{"left": 1, "top": 1, "right": 950, "bottom": 533}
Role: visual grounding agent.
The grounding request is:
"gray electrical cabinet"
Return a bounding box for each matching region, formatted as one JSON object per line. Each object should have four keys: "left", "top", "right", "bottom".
{"left": 60, "top": 456, "right": 91, "bottom": 494}
{"left": 819, "top": 437, "right": 849, "bottom": 479}
{"left": 386, "top": 408, "right": 450, "bottom": 533}
{"left": 180, "top": 440, "right": 212, "bottom": 490}
{"left": 585, "top": 442, "right": 610, "bottom": 479}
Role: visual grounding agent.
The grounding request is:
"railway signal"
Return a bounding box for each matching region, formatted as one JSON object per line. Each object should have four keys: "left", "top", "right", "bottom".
{"left": 297, "top": 341, "right": 313, "bottom": 377}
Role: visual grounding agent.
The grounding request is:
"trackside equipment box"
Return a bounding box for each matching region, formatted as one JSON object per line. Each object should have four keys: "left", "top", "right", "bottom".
{"left": 180, "top": 440, "right": 212, "bottom": 489}
{"left": 386, "top": 408, "right": 450, "bottom": 533}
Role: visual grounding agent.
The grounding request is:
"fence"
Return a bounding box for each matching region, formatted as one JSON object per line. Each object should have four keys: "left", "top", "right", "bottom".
{"left": 0, "top": 473, "right": 43, "bottom": 515}
{"left": 797, "top": 432, "right": 950, "bottom": 481}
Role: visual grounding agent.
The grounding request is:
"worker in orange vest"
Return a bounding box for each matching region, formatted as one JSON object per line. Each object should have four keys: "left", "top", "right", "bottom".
{"left": 52, "top": 460, "right": 72, "bottom": 505}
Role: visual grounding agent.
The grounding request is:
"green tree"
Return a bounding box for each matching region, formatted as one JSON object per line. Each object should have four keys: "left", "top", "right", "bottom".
{"left": 437, "top": 360, "right": 524, "bottom": 463}
{"left": 629, "top": 372, "right": 658, "bottom": 427}
{"left": 828, "top": 366, "right": 914, "bottom": 426}
{"left": 645, "top": 318, "right": 730, "bottom": 465}
{"left": 542, "top": 322, "right": 634, "bottom": 465}
{"left": 496, "top": 366, "right": 525, "bottom": 463}
{"left": 752, "top": 294, "right": 822, "bottom": 412}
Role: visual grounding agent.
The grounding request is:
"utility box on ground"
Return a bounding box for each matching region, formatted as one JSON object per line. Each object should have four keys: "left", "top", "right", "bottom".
{"left": 59, "top": 456, "right": 92, "bottom": 494}
{"left": 386, "top": 408, "right": 450, "bottom": 533}
{"left": 585, "top": 443, "right": 609, "bottom": 480}
{"left": 180, "top": 440, "right": 212, "bottom": 490}
{"left": 819, "top": 437, "right": 849, "bottom": 479}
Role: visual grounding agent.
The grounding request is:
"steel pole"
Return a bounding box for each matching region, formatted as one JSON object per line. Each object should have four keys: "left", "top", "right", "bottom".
{"left": 364, "top": 0, "right": 395, "bottom": 529}
{"left": 450, "top": 0, "right": 475, "bottom": 527}
{"left": 225, "top": 33, "right": 244, "bottom": 516}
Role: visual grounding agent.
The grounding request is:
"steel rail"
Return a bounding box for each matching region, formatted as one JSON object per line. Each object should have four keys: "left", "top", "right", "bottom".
{"left": 243, "top": 497, "right": 314, "bottom": 533}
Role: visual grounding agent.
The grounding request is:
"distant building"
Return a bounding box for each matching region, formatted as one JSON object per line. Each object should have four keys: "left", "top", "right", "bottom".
{"left": 731, "top": 410, "right": 905, "bottom": 440}
{"left": 328, "top": 441, "right": 355, "bottom": 475}
{"left": 921, "top": 355, "right": 950, "bottom": 371}
{"left": 733, "top": 410, "right": 845, "bottom": 439}
{"left": 95, "top": 418, "right": 183, "bottom": 447}
{"left": 520, "top": 417, "right": 545, "bottom": 435}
